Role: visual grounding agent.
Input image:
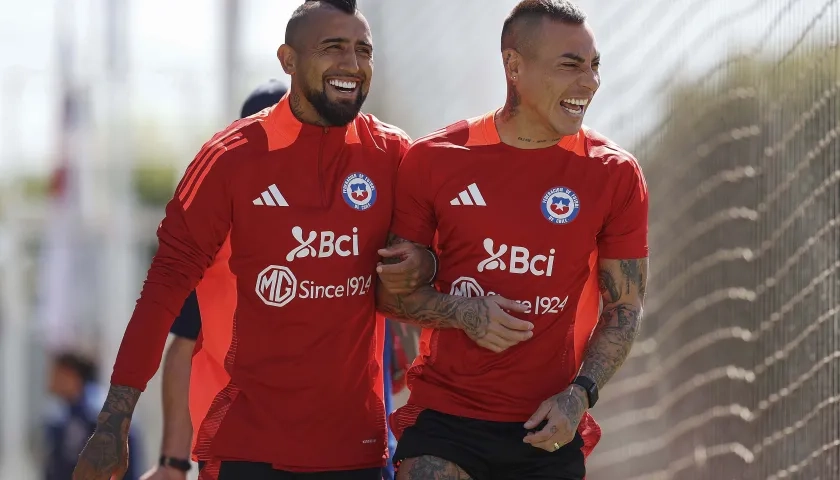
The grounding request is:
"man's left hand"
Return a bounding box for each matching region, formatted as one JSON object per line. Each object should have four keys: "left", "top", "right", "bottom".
{"left": 377, "top": 243, "right": 435, "bottom": 295}
{"left": 522, "top": 384, "right": 588, "bottom": 452}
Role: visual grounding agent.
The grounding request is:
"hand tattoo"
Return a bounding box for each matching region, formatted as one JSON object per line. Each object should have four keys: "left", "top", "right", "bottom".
{"left": 556, "top": 388, "right": 586, "bottom": 429}
{"left": 76, "top": 385, "right": 140, "bottom": 476}
{"left": 580, "top": 258, "right": 647, "bottom": 389}
{"left": 376, "top": 234, "right": 489, "bottom": 338}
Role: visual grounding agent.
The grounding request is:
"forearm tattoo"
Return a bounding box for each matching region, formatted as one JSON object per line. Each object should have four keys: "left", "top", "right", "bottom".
{"left": 581, "top": 259, "right": 647, "bottom": 389}
{"left": 80, "top": 385, "right": 141, "bottom": 473}
{"left": 377, "top": 234, "right": 489, "bottom": 339}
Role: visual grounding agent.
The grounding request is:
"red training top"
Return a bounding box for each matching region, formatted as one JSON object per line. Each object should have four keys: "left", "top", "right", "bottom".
{"left": 389, "top": 111, "right": 648, "bottom": 437}
{"left": 110, "top": 94, "right": 410, "bottom": 471}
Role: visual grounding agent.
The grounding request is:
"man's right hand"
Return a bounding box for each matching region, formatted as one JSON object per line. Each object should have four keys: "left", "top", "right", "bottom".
{"left": 140, "top": 466, "right": 188, "bottom": 480}
{"left": 460, "top": 296, "right": 533, "bottom": 352}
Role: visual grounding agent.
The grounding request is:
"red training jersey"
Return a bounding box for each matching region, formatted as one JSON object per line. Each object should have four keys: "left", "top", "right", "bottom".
{"left": 110, "top": 95, "right": 410, "bottom": 471}
{"left": 390, "top": 112, "right": 648, "bottom": 425}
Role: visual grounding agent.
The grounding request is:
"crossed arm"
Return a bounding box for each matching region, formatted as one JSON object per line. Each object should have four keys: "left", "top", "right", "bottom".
{"left": 376, "top": 235, "right": 486, "bottom": 334}
{"left": 377, "top": 234, "right": 533, "bottom": 353}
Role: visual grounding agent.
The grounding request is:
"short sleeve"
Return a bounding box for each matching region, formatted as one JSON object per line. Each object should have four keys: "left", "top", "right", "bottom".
{"left": 597, "top": 159, "right": 649, "bottom": 259}
{"left": 169, "top": 290, "right": 202, "bottom": 340}
{"left": 390, "top": 143, "right": 437, "bottom": 246}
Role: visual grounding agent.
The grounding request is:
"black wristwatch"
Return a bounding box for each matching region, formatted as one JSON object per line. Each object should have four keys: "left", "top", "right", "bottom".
{"left": 159, "top": 455, "right": 192, "bottom": 472}
{"left": 572, "top": 376, "right": 599, "bottom": 409}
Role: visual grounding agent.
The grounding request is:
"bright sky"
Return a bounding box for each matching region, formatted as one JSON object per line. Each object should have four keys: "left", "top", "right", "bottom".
{"left": 0, "top": 0, "right": 298, "bottom": 176}
{"left": 0, "top": 0, "right": 833, "bottom": 176}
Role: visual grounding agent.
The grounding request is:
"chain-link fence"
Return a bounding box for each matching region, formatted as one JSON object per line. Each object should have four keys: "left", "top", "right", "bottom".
{"left": 364, "top": 1, "right": 839, "bottom": 478}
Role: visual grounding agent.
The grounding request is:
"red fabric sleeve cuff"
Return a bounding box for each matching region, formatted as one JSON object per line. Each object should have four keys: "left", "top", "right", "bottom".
{"left": 390, "top": 223, "right": 435, "bottom": 247}
{"left": 598, "top": 242, "right": 649, "bottom": 260}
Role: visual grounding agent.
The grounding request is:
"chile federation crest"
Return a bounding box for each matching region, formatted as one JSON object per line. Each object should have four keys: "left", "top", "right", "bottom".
{"left": 541, "top": 186, "right": 580, "bottom": 224}
{"left": 342, "top": 172, "right": 377, "bottom": 211}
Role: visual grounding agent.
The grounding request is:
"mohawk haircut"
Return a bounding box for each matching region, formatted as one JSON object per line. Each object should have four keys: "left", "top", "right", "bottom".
{"left": 501, "top": 0, "right": 587, "bottom": 56}
{"left": 285, "top": 0, "right": 358, "bottom": 47}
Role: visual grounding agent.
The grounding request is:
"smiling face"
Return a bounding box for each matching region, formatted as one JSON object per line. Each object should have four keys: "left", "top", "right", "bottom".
{"left": 512, "top": 18, "right": 600, "bottom": 136}
{"left": 279, "top": 5, "right": 373, "bottom": 126}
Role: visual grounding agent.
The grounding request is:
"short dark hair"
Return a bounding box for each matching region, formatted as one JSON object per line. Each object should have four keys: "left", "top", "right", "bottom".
{"left": 285, "top": 0, "right": 359, "bottom": 47}
{"left": 501, "top": 0, "right": 587, "bottom": 54}
{"left": 54, "top": 352, "right": 98, "bottom": 384}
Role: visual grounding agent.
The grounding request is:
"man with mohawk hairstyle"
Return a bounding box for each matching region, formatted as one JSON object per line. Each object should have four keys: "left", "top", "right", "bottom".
{"left": 73, "top": 1, "right": 436, "bottom": 479}
{"left": 376, "top": 1, "right": 650, "bottom": 479}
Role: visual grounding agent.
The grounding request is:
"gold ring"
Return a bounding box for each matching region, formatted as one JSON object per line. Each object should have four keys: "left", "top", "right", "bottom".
{"left": 553, "top": 442, "right": 561, "bottom": 451}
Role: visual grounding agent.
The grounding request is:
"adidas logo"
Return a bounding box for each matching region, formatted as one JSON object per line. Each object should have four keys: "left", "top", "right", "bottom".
{"left": 450, "top": 183, "right": 486, "bottom": 206}
{"left": 253, "top": 184, "right": 289, "bottom": 207}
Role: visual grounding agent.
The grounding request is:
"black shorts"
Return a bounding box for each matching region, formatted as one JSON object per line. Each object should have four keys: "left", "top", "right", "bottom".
{"left": 198, "top": 461, "right": 382, "bottom": 480}
{"left": 393, "top": 409, "right": 586, "bottom": 480}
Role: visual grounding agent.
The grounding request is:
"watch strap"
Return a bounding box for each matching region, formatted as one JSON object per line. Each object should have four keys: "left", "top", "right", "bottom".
{"left": 572, "top": 375, "right": 598, "bottom": 408}
{"left": 159, "top": 455, "right": 192, "bottom": 472}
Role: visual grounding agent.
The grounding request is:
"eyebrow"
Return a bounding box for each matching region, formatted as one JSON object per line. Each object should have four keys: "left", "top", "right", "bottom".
{"left": 320, "top": 37, "right": 373, "bottom": 50}
{"left": 560, "top": 52, "right": 600, "bottom": 63}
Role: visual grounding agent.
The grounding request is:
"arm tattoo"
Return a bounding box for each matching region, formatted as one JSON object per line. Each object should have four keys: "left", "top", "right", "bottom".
{"left": 376, "top": 234, "right": 489, "bottom": 339}
{"left": 619, "top": 259, "right": 643, "bottom": 295}
{"left": 580, "top": 258, "right": 647, "bottom": 389}
{"left": 80, "top": 385, "right": 141, "bottom": 473}
{"left": 598, "top": 270, "right": 621, "bottom": 304}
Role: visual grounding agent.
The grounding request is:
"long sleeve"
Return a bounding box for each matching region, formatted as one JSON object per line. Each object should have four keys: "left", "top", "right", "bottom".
{"left": 110, "top": 130, "right": 248, "bottom": 390}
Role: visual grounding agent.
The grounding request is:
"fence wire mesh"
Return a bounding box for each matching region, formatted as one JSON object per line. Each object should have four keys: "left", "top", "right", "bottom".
{"left": 364, "top": 1, "right": 840, "bottom": 479}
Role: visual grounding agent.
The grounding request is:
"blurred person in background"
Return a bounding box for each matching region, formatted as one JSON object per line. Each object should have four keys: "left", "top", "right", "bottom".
{"left": 377, "top": 0, "right": 649, "bottom": 479}
{"left": 73, "top": 0, "right": 434, "bottom": 479}
{"left": 138, "top": 79, "right": 411, "bottom": 480}
{"left": 45, "top": 352, "right": 143, "bottom": 480}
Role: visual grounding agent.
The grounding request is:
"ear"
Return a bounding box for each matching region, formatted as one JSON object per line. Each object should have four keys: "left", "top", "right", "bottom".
{"left": 278, "top": 44, "right": 296, "bottom": 75}
{"left": 502, "top": 48, "right": 522, "bottom": 83}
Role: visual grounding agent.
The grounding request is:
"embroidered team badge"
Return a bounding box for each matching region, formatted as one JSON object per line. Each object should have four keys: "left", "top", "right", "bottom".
{"left": 342, "top": 172, "right": 377, "bottom": 211}
{"left": 541, "top": 186, "right": 580, "bottom": 224}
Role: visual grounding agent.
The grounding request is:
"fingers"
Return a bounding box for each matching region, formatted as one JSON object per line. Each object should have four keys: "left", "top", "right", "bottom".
{"left": 524, "top": 401, "right": 552, "bottom": 429}
{"left": 377, "top": 247, "right": 425, "bottom": 294}
{"left": 491, "top": 296, "right": 530, "bottom": 314}
{"left": 523, "top": 419, "right": 558, "bottom": 445}
{"left": 473, "top": 321, "right": 533, "bottom": 352}
{"left": 377, "top": 263, "right": 422, "bottom": 295}
{"left": 376, "top": 260, "right": 413, "bottom": 276}
{"left": 497, "top": 314, "right": 534, "bottom": 332}
{"left": 378, "top": 243, "right": 414, "bottom": 258}
{"left": 490, "top": 321, "right": 534, "bottom": 343}
{"left": 477, "top": 328, "right": 532, "bottom": 352}
{"left": 476, "top": 336, "right": 508, "bottom": 353}
{"left": 532, "top": 437, "right": 571, "bottom": 452}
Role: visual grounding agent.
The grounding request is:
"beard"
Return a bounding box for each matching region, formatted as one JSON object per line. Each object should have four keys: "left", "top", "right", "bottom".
{"left": 302, "top": 82, "right": 367, "bottom": 126}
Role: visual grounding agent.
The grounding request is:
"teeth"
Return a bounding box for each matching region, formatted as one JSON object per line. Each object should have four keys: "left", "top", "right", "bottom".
{"left": 563, "top": 98, "right": 589, "bottom": 106}
{"left": 328, "top": 79, "right": 358, "bottom": 90}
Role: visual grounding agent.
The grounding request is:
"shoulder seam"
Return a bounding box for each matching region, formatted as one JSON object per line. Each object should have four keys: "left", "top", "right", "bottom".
{"left": 177, "top": 132, "right": 250, "bottom": 210}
